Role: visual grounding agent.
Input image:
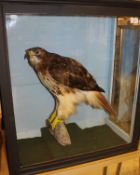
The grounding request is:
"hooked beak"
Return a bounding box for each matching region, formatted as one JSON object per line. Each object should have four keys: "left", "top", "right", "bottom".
{"left": 24, "top": 50, "right": 34, "bottom": 60}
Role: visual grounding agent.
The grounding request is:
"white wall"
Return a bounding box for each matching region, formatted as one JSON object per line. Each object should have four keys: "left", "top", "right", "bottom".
{"left": 6, "top": 15, "right": 116, "bottom": 139}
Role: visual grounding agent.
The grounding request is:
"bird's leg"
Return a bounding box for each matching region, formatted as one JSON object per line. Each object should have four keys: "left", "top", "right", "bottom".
{"left": 48, "top": 104, "right": 71, "bottom": 146}
{"left": 48, "top": 110, "right": 57, "bottom": 124}
{"left": 48, "top": 111, "right": 64, "bottom": 130}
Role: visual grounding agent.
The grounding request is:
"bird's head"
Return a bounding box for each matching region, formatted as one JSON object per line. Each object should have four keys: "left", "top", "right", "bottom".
{"left": 24, "top": 47, "right": 47, "bottom": 70}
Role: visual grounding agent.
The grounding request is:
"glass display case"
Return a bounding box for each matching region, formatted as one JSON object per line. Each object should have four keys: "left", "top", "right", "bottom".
{"left": 0, "top": 1, "right": 140, "bottom": 175}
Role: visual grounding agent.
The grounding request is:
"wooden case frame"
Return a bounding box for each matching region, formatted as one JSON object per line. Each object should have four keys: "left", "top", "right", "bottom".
{"left": 0, "top": 1, "right": 140, "bottom": 175}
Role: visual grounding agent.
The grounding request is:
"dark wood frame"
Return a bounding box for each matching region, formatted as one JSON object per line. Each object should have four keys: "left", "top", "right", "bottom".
{"left": 0, "top": 1, "right": 140, "bottom": 175}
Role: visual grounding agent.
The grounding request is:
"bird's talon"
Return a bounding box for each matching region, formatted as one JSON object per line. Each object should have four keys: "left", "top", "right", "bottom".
{"left": 48, "top": 111, "right": 64, "bottom": 130}
{"left": 48, "top": 111, "right": 57, "bottom": 123}
{"left": 50, "top": 118, "right": 64, "bottom": 130}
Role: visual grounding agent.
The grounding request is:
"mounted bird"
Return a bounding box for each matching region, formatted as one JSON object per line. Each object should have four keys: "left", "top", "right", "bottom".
{"left": 24, "top": 47, "right": 115, "bottom": 146}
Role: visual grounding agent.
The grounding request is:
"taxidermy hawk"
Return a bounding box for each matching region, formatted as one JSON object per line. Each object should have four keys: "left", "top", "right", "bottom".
{"left": 24, "top": 47, "right": 115, "bottom": 146}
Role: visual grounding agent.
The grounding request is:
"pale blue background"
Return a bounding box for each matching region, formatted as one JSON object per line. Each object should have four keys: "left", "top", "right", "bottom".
{"left": 6, "top": 15, "right": 116, "bottom": 139}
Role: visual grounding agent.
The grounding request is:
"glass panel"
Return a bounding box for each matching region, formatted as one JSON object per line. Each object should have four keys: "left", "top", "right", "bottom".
{"left": 5, "top": 15, "right": 140, "bottom": 167}
{"left": 111, "top": 17, "right": 140, "bottom": 135}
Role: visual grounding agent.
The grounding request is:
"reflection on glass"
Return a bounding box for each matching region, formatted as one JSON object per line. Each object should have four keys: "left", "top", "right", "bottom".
{"left": 5, "top": 15, "right": 140, "bottom": 167}
{"left": 111, "top": 17, "right": 140, "bottom": 134}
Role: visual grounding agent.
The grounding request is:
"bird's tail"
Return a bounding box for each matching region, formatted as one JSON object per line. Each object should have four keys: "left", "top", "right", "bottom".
{"left": 86, "top": 91, "right": 116, "bottom": 117}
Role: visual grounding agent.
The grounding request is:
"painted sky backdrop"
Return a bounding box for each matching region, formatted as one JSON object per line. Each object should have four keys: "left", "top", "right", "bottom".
{"left": 6, "top": 15, "right": 116, "bottom": 139}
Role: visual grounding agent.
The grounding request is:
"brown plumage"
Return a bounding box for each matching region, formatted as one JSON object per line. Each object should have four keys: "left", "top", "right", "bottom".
{"left": 25, "top": 47, "right": 104, "bottom": 92}
{"left": 24, "top": 47, "right": 115, "bottom": 146}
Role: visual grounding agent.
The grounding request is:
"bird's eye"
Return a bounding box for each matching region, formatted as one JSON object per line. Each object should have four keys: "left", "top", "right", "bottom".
{"left": 35, "top": 50, "right": 40, "bottom": 55}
